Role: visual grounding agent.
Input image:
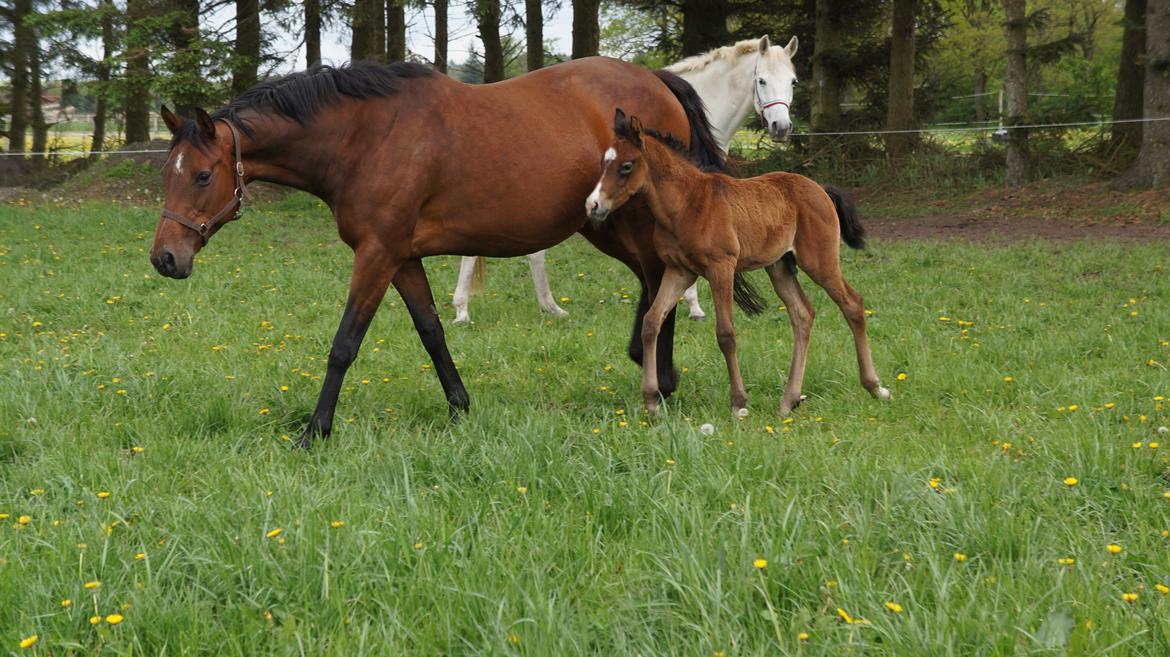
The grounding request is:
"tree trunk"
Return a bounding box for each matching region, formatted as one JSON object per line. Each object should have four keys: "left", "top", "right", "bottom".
{"left": 168, "top": 0, "right": 202, "bottom": 115}
{"left": 29, "top": 33, "right": 47, "bottom": 166}
{"left": 1127, "top": 0, "right": 1170, "bottom": 187}
{"left": 351, "top": 0, "right": 377, "bottom": 61}
{"left": 526, "top": 0, "right": 543, "bottom": 71}
{"left": 679, "top": 0, "right": 728, "bottom": 57}
{"left": 434, "top": 0, "right": 448, "bottom": 72}
{"left": 571, "top": 0, "right": 600, "bottom": 59}
{"left": 475, "top": 0, "right": 504, "bottom": 82}
{"left": 8, "top": 0, "right": 32, "bottom": 154}
{"left": 305, "top": 0, "right": 321, "bottom": 67}
{"left": 1112, "top": 0, "right": 1146, "bottom": 151}
{"left": 1003, "top": 0, "right": 1029, "bottom": 186}
{"left": 812, "top": 0, "right": 844, "bottom": 140}
{"left": 387, "top": 0, "right": 406, "bottom": 61}
{"left": 974, "top": 69, "right": 987, "bottom": 122}
{"left": 885, "top": 0, "right": 917, "bottom": 157}
{"left": 91, "top": 0, "right": 115, "bottom": 159}
{"left": 232, "top": 0, "right": 260, "bottom": 95}
{"left": 124, "top": 0, "right": 153, "bottom": 144}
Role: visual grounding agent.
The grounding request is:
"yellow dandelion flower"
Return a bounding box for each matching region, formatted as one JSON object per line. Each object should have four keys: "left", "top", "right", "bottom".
{"left": 19, "top": 635, "right": 38, "bottom": 649}
{"left": 61, "top": 599, "right": 72, "bottom": 607}
{"left": 1107, "top": 543, "right": 1123, "bottom": 555}
{"left": 1150, "top": 442, "right": 1161, "bottom": 449}
{"left": 1063, "top": 477, "right": 1079, "bottom": 487}
{"left": 1133, "top": 442, "right": 1144, "bottom": 449}
{"left": 884, "top": 601, "right": 903, "bottom": 614}
{"left": 516, "top": 486, "right": 528, "bottom": 495}
{"left": 414, "top": 542, "right": 424, "bottom": 550}
{"left": 665, "top": 458, "right": 676, "bottom": 466}
{"left": 96, "top": 491, "right": 110, "bottom": 499}
{"left": 0, "top": 513, "right": 8, "bottom": 520}
{"left": 1121, "top": 593, "right": 1138, "bottom": 603}
{"left": 508, "top": 633, "right": 521, "bottom": 644}
{"left": 105, "top": 614, "right": 124, "bottom": 625}
{"left": 1068, "top": 404, "right": 1079, "bottom": 411}
{"left": 134, "top": 552, "right": 146, "bottom": 561}
{"left": 17, "top": 514, "right": 30, "bottom": 525}
{"left": 83, "top": 580, "right": 101, "bottom": 589}
{"left": 954, "top": 552, "right": 967, "bottom": 562}
{"left": 29, "top": 488, "right": 45, "bottom": 496}
{"left": 131, "top": 446, "right": 144, "bottom": 454}
{"left": 1003, "top": 376, "right": 1013, "bottom": 382}
{"left": 259, "top": 408, "right": 269, "bottom": 415}
{"left": 753, "top": 558, "right": 767, "bottom": 569}
{"left": 330, "top": 520, "right": 345, "bottom": 529}
{"left": 266, "top": 528, "right": 283, "bottom": 539}
{"left": 897, "top": 372, "right": 907, "bottom": 381}
{"left": 798, "top": 632, "right": 810, "bottom": 642}
{"left": 1058, "top": 557, "right": 1075, "bottom": 567}
{"left": 1154, "top": 583, "right": 1170, "bottom": 596}
{"left": 88, "top": 616, "right": 101, "bottom": 625}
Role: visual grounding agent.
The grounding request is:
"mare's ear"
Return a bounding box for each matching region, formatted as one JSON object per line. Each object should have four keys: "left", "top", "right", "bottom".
{"left": 194, "top": 108, "right": 217, "bottom": 141}
{"left": 784, "top": 35, "right": 798, "bottom": 57}
{"left": 160, "top": 105, "right": 183, "bottom": 135}
{"left": 758, "top": 35, "right": 771, "bottom": 53}
{"left": 628, "top": 115, "right": 644, "bottom": 147}
{"left": 614, "top": 107, "right": 629, "bottom": 134}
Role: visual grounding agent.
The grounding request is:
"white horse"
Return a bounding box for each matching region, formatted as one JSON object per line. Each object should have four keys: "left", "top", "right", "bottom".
{"left": 451, "top": 35, "right": 800, "bottom": 323}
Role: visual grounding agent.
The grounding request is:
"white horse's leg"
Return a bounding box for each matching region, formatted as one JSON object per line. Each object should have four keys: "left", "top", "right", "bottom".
{"left": 452, "top": 256, "right": 477, "bottom": 323}
{"left": 528, "top": 250, "right": 569, "bottom": 317}
{"left": 683, "top": 282, "right": 707, "bottom": 320}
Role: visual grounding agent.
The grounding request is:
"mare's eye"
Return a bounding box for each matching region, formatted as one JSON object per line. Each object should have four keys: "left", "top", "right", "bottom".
{"left": 758, "top": 78, "right": 768, "bottom": 86}
{"left": 619, "top": 162, "right": 634, "bottom": 176}
{"left": 195, "top": 170, "right": 212, "bottom": 186}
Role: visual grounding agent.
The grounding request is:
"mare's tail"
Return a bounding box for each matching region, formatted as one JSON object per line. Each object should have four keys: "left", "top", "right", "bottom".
{"left": 824, "top": 184, "right": 866, "bottom": 250}
{"left": 654, "top": 69, "right": 767, "bottom": 315}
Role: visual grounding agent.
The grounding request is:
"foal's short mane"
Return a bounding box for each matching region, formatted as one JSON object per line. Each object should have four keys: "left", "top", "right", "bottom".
{"left": 616, "top": 122, "right": 724, "bottom": 174}
{"left": 172, "top": 61, "right": 436, "bottom": 146}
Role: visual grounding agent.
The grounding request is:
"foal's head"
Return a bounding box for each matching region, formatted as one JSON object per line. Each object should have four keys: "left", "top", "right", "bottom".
{"left": 150, "top": 106, "right": 245, "bottom": 279}
{"left": 586, "top": 108, "right": 651, "bottom": 224}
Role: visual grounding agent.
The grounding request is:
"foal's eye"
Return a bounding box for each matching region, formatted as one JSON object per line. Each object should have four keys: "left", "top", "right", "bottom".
{"left": 195, "top": 170, "right": 212, "bottom": 186}
{"left": 619, "top": 162, "right": 634, "bottom": 176}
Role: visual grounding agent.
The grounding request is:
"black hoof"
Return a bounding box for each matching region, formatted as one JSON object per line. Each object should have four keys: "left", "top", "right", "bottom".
{"left": 294, "top": 423, "right": 329, "bottom": 449}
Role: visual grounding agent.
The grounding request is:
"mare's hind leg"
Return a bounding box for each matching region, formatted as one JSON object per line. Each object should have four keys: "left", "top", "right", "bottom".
{"left": 641, "top": 266, "right": 697, "bottom": 416}
{"left": 766, "top": 256, "right": 815, "bottom": 415}
{"left": 526, "top": 250, "right": 569, "bottom": 317}
{"left": 707, "top": 262, "right": 749, "bottom": 416}
{"left": 798, "top": 253, "right": 890, "bottom": 402}
{"left": 452, "top": 256, "right": 477, "bottom": 323}
{"left": 394, "top": 259, "right": 471, "bottom": 417}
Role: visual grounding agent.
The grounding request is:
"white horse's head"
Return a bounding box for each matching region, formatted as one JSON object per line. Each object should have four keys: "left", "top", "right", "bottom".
{"left": 753, "top": 35, "right": 799, "bottom": 141}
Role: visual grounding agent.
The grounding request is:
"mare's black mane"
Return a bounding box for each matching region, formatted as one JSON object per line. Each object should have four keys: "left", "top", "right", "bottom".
{"left": 171, "top": 60, "right": 436, "bottom": 147}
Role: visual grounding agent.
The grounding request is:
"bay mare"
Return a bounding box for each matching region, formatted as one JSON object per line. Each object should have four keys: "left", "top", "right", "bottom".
{"left": 452, "top": 35, "right": 801, "bottom": 323}
{"left": 588, "top": 110, "right": 890, "bottom": 417}
{"left": 150, "top": 58, "right": 725, "bottom": 446}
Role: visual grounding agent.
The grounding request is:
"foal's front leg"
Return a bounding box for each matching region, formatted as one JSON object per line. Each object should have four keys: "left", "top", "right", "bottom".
{"left": 640, "top": 267, "right": 697, "bottom": 416}
{"left": 708, "top": 263, "right": 749, "bottom": 416}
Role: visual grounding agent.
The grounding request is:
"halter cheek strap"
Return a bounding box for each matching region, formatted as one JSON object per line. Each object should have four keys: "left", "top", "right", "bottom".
{"left": 160, "top": 120, "right": 252, "bottom": 245}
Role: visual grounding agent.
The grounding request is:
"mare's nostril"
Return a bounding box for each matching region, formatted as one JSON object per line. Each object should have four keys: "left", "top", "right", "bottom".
{"left": 162, "top": 250, "right": 176, "bottom": 274}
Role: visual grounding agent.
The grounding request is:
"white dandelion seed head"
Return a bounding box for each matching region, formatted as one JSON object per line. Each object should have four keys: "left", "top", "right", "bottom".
{"left": 700, "top": 423, "right": 715, "bottom": 435}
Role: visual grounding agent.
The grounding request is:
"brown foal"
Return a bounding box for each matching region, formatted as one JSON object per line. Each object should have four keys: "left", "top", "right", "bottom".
{"left": 587, "top": 109, "right": 890, "bottom": 417}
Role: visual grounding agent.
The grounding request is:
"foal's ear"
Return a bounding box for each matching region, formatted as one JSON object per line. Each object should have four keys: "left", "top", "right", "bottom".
{"left": 194, "top": 108, "right": 217, "bottom": 141}
{"left": 160, "top": 105, "right": 183, "bottom": 135}
{"left": 758, "top": 35, "right": 771, "bottom": 53}
{"left": 784, "top": 35, "right": 798, "bottom": 57}
{"left": 628, "top": 115, "right": 644, "bottom": 147}
{"left": 614, "top": 107, "right": 629, "bottom": 133}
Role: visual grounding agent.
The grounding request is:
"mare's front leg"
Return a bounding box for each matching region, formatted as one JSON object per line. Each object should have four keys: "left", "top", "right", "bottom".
{"left": 298, "top": 243, "right": 401, "bottom": 447}
{"left": 708, "top": 263, "right": 749, "bottom": 416}
{"left": 394, "top": 259, "right": 470, "bottom": 417}
{"left": 640, "top": 267, "right": 697, "bottom": 416}
{"left": 526, "top": 250, "right": 569, "bottom": 317}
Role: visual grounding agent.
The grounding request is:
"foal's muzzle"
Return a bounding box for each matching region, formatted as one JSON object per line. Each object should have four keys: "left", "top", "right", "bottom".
{"left": 587, "top": 201, "right": 610, "bottom": 224}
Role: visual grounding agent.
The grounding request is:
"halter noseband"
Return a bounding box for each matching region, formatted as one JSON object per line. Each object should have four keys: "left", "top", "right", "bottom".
{"left": 160, "top": 119, "right": 252, "bottom": 245}
{"left": 753, "top": 54, "right": 791, "bottom": 128}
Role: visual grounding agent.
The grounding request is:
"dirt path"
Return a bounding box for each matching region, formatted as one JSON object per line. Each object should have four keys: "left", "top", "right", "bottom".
{"left": 866, "top": 212, "right": 1170, "bottom": 243}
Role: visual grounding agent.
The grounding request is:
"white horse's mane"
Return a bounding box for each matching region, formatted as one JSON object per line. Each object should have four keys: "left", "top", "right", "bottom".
{"left": 664, "top": 39, "right": 766, "bottom": 74}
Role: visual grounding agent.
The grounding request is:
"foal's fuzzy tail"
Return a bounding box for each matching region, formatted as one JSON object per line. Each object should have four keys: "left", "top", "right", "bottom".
{"left": 470, "top": 256, "right": 486, "bottom": 295}
{"left": 824, "top": 184, "right": 866, "bottom": 250}
{"left": 652, "top": 69, "right": 728, "bottom": 173}
{"left": 733, "top": 273, "right": 768, "bottom": 316}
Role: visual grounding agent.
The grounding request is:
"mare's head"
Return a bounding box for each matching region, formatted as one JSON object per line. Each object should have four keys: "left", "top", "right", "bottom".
{"left": 150, "top": 106, "right": 246, "bottom": 279}
{"left": 752, "top": 35, "right": 799, "bottom": 141}
{"left": 586, "top": 108, "right": 651, "bottom": 224}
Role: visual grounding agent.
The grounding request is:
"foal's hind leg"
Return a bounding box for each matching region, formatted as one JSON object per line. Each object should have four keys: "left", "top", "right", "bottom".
{"left": 707, "top": 263, "right": 750, "bottom": 416}
{"left": 799, "top": 255, "right": 890, "bottom": 401}
{"left": 526, "top": 250, "right": 569, "bottom": 317}
{"left": 766, "top": 258, "right": 815, "bottom": 415}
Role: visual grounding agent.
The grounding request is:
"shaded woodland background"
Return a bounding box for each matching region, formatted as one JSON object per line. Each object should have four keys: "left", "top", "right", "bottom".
{"left": 1, "top": 0, "right": 1168, "bottom": 189}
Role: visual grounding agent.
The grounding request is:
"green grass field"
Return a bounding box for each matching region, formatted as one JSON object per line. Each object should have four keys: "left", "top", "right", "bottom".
{"left": 2, "top": 194, "right": 1169, "bottom": 656}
